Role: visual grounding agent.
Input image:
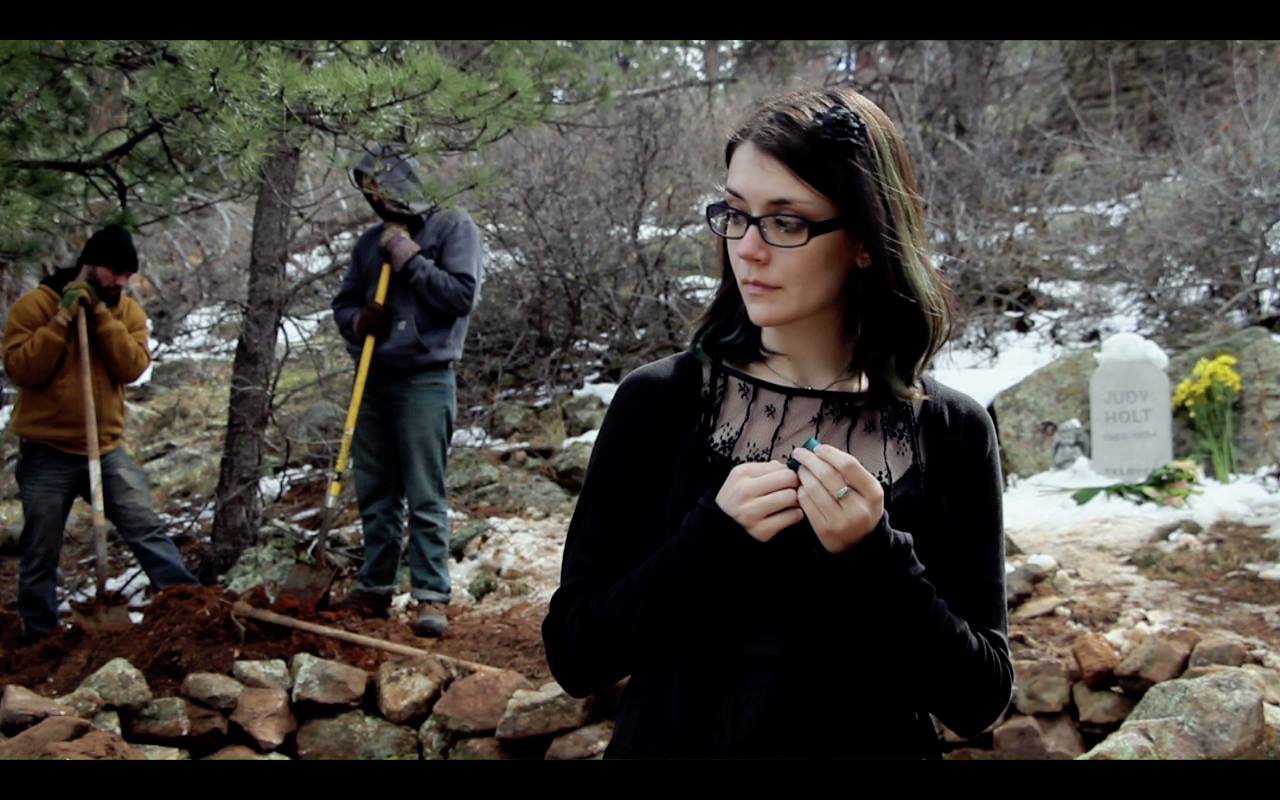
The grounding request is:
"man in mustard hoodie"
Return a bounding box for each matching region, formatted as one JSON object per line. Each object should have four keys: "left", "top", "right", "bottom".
{"left": 3, "top": 225, "right": 198, "bottom": 644}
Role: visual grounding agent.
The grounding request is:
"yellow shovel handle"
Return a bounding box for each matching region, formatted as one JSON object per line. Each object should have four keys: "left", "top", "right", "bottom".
{"left": 326, "top": 262, "right": 392, "bottom": 505}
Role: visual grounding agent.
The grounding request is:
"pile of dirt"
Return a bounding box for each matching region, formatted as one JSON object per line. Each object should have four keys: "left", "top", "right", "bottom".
{"left": 0, "top": 584, "right": 550, "bottom": 698}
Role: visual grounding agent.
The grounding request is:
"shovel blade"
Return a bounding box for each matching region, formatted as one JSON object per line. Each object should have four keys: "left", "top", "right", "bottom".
{"left": 276, "top": 561, "right": 339, "bottom": 613}
{"left": 70, "top": 602, "right": 134, "bottom": 634}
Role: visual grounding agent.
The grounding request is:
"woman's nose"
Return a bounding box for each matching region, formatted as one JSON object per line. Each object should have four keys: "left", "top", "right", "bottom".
{"left": 733, "top": 222, "right": 770, "bottom": 261}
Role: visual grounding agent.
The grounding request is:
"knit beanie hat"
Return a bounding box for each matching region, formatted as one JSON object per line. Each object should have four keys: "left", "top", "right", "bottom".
{"left": 77, "top": 224, "right": 138, "bottom": 273}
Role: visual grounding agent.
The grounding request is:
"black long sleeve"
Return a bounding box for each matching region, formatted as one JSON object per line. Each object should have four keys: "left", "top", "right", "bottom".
{"left": 821, "top": 388, "right": 1012, "bottom": 737}
{"left": 543, "top": 363, "right": 756, "bottom": 698}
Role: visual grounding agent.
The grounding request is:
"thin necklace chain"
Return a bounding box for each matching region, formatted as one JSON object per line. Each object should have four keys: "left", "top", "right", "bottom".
{"left": 760, "top": 358, "right": 855, "bottom": 391}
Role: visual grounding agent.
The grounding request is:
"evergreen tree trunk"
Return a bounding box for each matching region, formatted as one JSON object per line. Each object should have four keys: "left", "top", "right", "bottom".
{"left": 204, "top": 137, "right": 301, "bottom": 578}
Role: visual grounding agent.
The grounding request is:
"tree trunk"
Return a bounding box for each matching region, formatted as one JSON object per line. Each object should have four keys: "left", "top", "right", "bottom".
{"left": 203, "top": 137, "right": 301, "bottom": 579}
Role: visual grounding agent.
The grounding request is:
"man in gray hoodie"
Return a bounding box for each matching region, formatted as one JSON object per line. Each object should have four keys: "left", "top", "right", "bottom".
{"left": 331, "top": 144, "right": 482, "bottom": 637}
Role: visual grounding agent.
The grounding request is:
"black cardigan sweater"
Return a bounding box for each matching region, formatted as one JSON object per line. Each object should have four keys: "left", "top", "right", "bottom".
{"left": 542, "top": 350, "right": 1013, "bottom": 758}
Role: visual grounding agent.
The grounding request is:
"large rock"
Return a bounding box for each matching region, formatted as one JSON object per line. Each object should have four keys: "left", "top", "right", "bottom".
{"left": 463, "top": 477, "right": 574, "bottom": 516}
{"left": 562, "top": 393, "right": 606, "bottom": 437}
{"left": 992, "top": 714, "right": 1085, "bottom": 759}
{"left": 0, "top": 715, "right": 143, "bottom": 760}
{"left": 141, "top": 445, "right": 216, "bottom": 492}
{"left": 447, "top": 449, "right": 502, "bottom": 494}
{"left": 1167, "top": 327, "right": 1280, "bottom": 474}
{"left": 1264, "top": 704, "right": 1280, "bottom": 760}
{"left": 1242, "top": 665, "right": 1280, "bottom": 705}
{"left": 133, "top": 744, "right": 190, "bottom": 760}
{"left": 1011, "top": 595, "right": 1070, "bottom": 621}
{"left": 1072, "top": 633, "right": 1121, "bottom": 689}
{"left": 79, "top": 658, "right": 152, "bottom": 711}
{"left": 418, "top": 716, "right": 456, "bottom": 760}
{"left": 181, "top": 673, "right": 245, "bottom": 712}
{"left": 223, "top": 538, "right": 298, "bottom": 597}
{"left": 449, "top": 736, "right": 511, "bottom": 760}
{"left": 449, "top": 519, "right": 492, "bottom": 559}
{"left": 993, "top": 327, "right": 1280, "bottom": 478}
{"left": 230, "top": 687, "right": 296, "bottom": 752}
{"left": 1072, "top": 682, "right": 1136, "bottom": 727}
{"left": 1188, "top": 634, "right": 1249, "bottom": 668}
{"left": 281, "top": 400, "right": 344, "bottom": 460}
{"left": 545, "top": 721, "right": 613, "bottom": 760}
{"left": 376, "top": 658, "right": 451, "bottom": 724}
{"left": 1115, "top": 628, "right": 1200, "bottom": 693}
{"left": 549, "top": 442, "right": 593, "bottom": 493}
{"left": 295, "top": 710, "right": 419, "bottom": 760}
{"left": 991, "top": 349, "right": 1098, "bottom": 478}
{"left": 128, "top": 697, "right": 228, "bottom": 742}
{"left": 1124, "top": 668, "right": 1266, "bottom": 758}
{"left": 487, "top": 403, "right": 537, "bottom": 440}
{"left": 432, "top": 670, "right": 534, "bottom": 735}
{"left": 128, "top": 698, "right": 192, "bottom": 740}
{"left": 232, "top": 659, "right": 292, "bottom": 692}
{"left": 54, "top": 687, "right": 105, "bottom": 718}
{"left": 496, "top": 681, "right": 593, "bottom": 740}
{"left": 204, "top": 744, "right": 291, "bottom": 760}
{"left": 91, "top": 711, "right": 122, "bottom": 736}
{"left": 290, "top": 653, "right": 369, "bottom": 707}
{"left": 1013, "top": 658, "right": 1071, "bottom": 714}
{"left": 1005, "top": 569, "right": 1035, "bottom": 608}
{"left": 533, "top": 402, "right": 572, "bottom": 450}
{"left": 1, "top": 685, "right": 71, "bottom": 731}
{"left": 1080, "top": 718, "right": 1207, "bottom": 760}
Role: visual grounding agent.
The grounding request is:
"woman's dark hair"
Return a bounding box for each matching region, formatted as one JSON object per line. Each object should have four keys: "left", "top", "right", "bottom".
{"left": 692, "top": 86, "right": 954, "bottom": 401}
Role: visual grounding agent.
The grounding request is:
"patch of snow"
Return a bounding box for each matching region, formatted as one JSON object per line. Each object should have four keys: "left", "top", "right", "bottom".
{"left": 1026, "top": 553, "right": 1060, "bottom": 573}
{"left": 562, "top": 429, "right": 599, "bottom": 447}
{"left": 573, "top": 381, "right": 618, "bottom": 406}
{"left": 1093, "top": 332, "right": 1169, "bottom": 369}
{"left": 451, "top": 427, "right": 497, "bottom": 448}
{"left": 258, "top": 464, "right": 319, "bottom": 501}
{"left": 449, "top": 514, "right": 571, "bottom": 611}
{"left": 930, "top": 331, "right": 1067, "bottom": 407}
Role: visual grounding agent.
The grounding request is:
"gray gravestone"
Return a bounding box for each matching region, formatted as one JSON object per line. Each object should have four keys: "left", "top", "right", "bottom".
{"left": 1090, "top": 343, "right": 1173, "bottom": 482}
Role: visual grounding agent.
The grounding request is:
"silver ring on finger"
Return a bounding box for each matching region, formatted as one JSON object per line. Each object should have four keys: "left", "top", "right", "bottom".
{"left": 833, "top": 484, "right": 852, "bottom": 502}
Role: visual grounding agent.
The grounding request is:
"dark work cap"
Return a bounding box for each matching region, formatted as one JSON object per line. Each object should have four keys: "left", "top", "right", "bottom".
{"left": 77, "top": 224, "right": 138, "bottom": 274}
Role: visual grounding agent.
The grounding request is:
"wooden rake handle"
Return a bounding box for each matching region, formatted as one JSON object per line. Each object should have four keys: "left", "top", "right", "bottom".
{"left": 76, "top": 308, "right": 109, "bottom": 596}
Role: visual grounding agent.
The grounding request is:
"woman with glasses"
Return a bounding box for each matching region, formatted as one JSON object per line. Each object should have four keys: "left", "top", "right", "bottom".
{"left": 543, "top": 87, "right": 1012, "bottom": 758}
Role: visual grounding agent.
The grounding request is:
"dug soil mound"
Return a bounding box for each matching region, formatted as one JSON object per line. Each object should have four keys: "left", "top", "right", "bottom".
{"left": 0, "top": 584, "right": 550, "bottom": 697}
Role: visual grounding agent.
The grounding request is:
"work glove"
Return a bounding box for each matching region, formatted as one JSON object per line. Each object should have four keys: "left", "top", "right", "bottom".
{"left": 60, "top": 281, "right": 98, "bottom": 311}
{"left": 353, "top": 301, "right": 392, "bottom": 341}
{"left": 378, "top": 223, "right": 422, "bottom": 272}
{"left": 54, "top": 281, "right": 98, "bottom": 326}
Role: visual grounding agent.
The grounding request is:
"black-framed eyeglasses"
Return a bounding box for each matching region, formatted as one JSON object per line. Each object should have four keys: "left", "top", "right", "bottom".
{"left": 705, "top": 201, "right": 847, "bottom": 248}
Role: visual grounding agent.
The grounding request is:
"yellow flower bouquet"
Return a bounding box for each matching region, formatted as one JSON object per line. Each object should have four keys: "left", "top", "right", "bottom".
{"left": 1171, "top": 354, "right": 1242, "bottom": 482}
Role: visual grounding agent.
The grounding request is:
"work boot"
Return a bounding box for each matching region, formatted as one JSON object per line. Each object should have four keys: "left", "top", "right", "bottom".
{"left": 411, "top": 602, "right": 448, "bottom": 637}
{"left": 331, "top": 590, "right": 391, "bottom": 619}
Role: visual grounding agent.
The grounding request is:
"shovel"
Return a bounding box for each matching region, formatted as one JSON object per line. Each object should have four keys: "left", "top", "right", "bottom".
{"left": 70, "top": 306, "right": 133, "bottom": 634}
{"left": 277, "top": 262, "right": 392, "bottom": 611}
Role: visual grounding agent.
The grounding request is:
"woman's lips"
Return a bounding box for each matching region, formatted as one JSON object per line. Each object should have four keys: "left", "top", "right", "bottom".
{"left": 742, "top": 280, "right": 779, "bottom": 295}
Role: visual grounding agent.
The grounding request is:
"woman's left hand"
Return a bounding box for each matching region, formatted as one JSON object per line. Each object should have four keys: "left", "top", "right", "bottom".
{"left": 789, "top": 444, "right": 885, "bottom": 554}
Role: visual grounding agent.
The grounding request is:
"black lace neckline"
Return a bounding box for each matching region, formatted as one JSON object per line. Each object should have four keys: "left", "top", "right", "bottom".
{"left": 693, "top": 347, "right": 873, "bottom": 400}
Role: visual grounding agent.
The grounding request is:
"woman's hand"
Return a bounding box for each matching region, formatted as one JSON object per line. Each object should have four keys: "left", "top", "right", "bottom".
{"left": 789, "top": 444, "right": 884, "bottom": 553}
{"left": 715, "top": 460, "right": 803, "bottom": 543}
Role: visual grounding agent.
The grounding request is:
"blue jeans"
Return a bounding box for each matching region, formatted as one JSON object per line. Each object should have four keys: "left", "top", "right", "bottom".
{"left": 16, "top": 440, "right": 198, "bottom": 637}
{"left": 352, "top": 366, "right": 455, "bottom": 603}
